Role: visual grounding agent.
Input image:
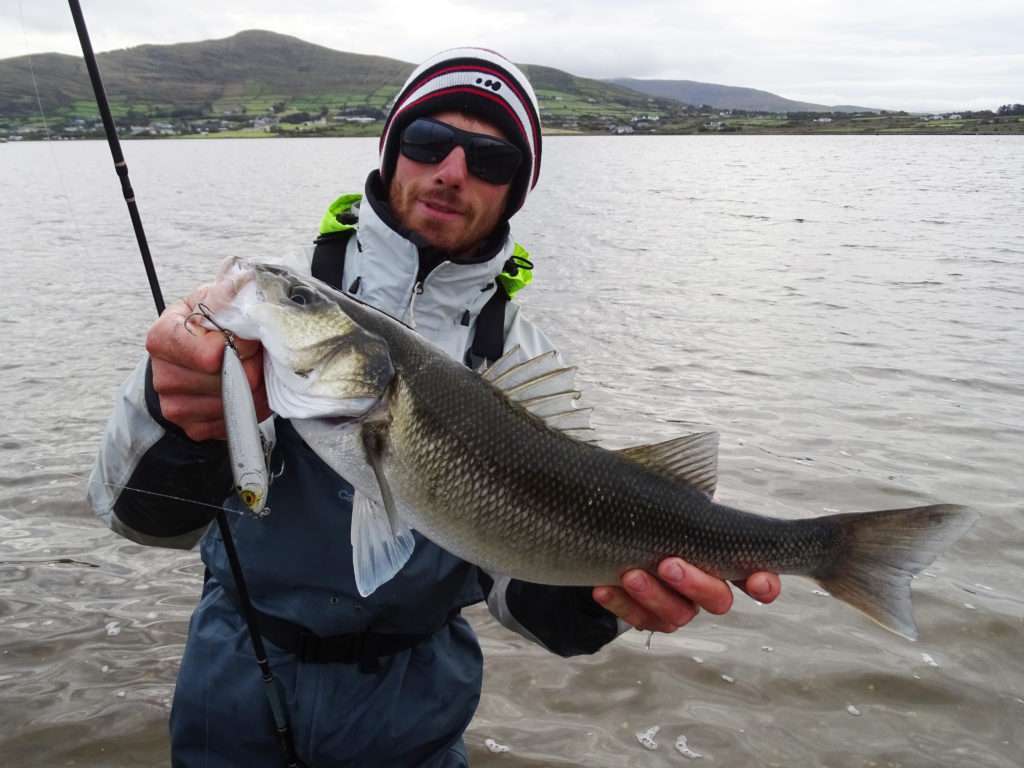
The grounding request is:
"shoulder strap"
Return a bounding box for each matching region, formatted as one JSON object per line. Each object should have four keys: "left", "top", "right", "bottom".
{"left": 471, "top": 246, "right": 534, "bottom": 364}
{"left": 312, "top": 215, "right": 516, "bottom": 366}
{"left": 311, "top": 229, "right": 355, "bottom": 291}
{"left": 470, "top": 281, "right": 509, "bottom": 365}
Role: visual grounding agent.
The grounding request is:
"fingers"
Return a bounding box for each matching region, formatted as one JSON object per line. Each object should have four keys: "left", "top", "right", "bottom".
{"left": 734, "top": 571, "right": 781, "bottom": 604}
{"left": 178, "top": 418, "right": 228, "bottom": 443}
{"left": 147, "top": 299, "right": 226, "bottom": 375}
{"left": 151, "top": 360, "right": 222, "bottom": 398}
{"left": 144, "top": 290, "right": 268, "bottom": 439}
{"left": 656, "top": 559, "right": 734, "bottom": 615}
{"left": 159, "top": 392, "right": 226, "bottom": 425}
{"left": 594, "top": 558, "right": 757, "bottom": 634}
{"left": 594, "top": 583, "right": 692, "bottom": 633}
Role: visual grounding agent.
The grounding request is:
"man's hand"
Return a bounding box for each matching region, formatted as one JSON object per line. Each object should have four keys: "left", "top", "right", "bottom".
{"left": 146, "top": 285, "right": 270, "bottom": 443}
{"left": 593, "top": 559, "right": 781, "bottom": 633}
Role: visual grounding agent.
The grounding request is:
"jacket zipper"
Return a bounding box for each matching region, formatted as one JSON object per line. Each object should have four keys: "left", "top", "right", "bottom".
{"left": 407, "top": 279, "right": 425, "bottom": 328}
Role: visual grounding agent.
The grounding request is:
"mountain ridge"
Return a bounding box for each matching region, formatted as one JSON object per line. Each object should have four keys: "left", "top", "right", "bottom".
{"left": 607, "top": 77, "right": 876, "bottom": 113}
{"left": 0, "top": 30, "right": 874, "bottom": 120}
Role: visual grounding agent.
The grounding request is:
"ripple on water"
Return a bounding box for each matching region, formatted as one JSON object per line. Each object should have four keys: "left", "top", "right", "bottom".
{"left": 2, "top": 135, "right": 1023, "bottom": 767}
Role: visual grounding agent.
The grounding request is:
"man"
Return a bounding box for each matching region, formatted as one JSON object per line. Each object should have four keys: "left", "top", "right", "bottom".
{"left": 90, "top": 48, "right": 780, "bottom": 766}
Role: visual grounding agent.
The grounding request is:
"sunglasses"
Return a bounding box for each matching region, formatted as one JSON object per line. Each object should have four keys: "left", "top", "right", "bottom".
{"left": 400, "top": 118, "right": 523, "bottom": 185}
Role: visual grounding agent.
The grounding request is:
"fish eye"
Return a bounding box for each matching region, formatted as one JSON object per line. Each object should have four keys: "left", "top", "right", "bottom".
{"left": 288, "top": 285, "right": 318, "bottom": 306}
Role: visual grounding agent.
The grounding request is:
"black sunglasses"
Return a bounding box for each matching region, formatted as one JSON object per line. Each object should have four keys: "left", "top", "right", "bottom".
{"left": 400, "top": 117, "right": 523, "bottom": 185}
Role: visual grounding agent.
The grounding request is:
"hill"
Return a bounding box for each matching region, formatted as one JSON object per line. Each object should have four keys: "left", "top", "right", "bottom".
{"left": 0, "top": 29, "right": 677, "bottom": 126}
{"left": 7, "top": 31, "right": 1015, "bottom": 138}
{"left": 607, "top": 77, "right": 876, "bottom": 113}
{"left": 0, "top": 30, "right": 414, "bottom": 118}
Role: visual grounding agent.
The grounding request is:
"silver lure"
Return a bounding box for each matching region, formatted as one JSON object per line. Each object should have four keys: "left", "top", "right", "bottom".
{"left": 221, "top": 341, "right": 269, "bottom": 516}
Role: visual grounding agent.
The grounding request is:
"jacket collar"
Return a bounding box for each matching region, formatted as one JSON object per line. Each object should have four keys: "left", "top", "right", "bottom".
{"left": 346, "top": 173, "right": 515, "bottom": 333}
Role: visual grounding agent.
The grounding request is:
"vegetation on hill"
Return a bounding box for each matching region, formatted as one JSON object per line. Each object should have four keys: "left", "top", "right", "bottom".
{"left": 1, "top": 31, "right": 1020, "bottom": 141}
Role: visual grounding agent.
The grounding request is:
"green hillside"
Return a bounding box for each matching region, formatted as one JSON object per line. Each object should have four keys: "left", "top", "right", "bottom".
{"left": 0, "top": 30, "right": 412, "bottom": 118}
{"left": 0, "top": 30, "right": 684, "bottom": 137}
{"left": 2, "top": 30, "right": 1019, "bottom": 139}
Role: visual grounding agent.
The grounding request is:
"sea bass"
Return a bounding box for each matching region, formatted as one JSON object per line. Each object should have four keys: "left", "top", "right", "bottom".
{"left": 211, "top": 257, "right": 977, "bottom": 640}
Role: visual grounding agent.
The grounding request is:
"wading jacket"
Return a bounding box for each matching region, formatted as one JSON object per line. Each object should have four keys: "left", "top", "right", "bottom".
{"left": 88, "top": 172, "right": 622, "bottom": 767}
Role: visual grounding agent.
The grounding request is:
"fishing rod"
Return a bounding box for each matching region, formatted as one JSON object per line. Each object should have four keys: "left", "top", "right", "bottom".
{"left": 66, "top": 3, "right": 304, "bottom": 765}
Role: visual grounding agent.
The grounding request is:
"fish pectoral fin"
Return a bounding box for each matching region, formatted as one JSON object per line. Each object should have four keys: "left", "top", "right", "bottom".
{"left": 350, "top": 489, "right": 415, "bottom": 598}
{"left": 616, "top": 432, "right": 720, "bottom": 497}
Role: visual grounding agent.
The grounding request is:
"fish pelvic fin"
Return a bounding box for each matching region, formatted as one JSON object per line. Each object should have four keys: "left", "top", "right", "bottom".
{"left": 813, "top": 504, "right": 977, "bottom": 640}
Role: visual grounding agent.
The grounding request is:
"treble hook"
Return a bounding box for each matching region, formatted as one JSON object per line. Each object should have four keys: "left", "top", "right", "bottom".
{"left": 185, "top": 302, "right": 237, "bottom": 350}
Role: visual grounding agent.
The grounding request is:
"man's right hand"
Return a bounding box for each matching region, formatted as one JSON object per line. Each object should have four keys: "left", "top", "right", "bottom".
{"left": 146, "top": 285, "right": 270, "bottom": 442}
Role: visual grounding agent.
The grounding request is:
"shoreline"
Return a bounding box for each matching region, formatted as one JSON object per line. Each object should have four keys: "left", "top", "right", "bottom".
{"left": 4, "top": 128, "right": 1023, "bottom": 143}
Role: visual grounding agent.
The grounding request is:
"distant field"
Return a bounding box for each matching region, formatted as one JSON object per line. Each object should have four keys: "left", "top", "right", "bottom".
{"left": 3, "top": 95, "right": 1021, "bottom": 140}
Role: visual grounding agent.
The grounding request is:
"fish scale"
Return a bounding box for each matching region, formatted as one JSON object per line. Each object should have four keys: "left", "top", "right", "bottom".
{"left": 388, "top": 342, "right": 855, "bottom": 582}
{"left": 214, "top": 258, "right": 977, "bottom": 640}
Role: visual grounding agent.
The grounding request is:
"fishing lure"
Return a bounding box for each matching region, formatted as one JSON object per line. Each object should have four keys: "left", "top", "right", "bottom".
{"left": 190, "top": 303, "right": 271, "bottom": 516}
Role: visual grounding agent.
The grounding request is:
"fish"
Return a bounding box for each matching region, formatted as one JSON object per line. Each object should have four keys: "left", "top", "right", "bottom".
{"left": 209, "top": 256, "right": 977, "bottom": 640}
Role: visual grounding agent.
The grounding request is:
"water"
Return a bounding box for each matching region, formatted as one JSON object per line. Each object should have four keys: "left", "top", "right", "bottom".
{"left": 1, "top": 135, "right": 1022, "bottom": 766}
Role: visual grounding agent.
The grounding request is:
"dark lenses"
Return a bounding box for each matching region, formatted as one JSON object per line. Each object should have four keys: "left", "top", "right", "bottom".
{"left": 400, "top": 119, "right": 458, "bottom": 164}
{"left": 400, "top": 118, "right": 522, "bottom": 185}
{"left": 466, "top": 137, "right": 522, "bottom": 185}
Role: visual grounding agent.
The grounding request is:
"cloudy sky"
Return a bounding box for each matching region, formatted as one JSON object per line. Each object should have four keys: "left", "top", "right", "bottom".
{"left": 3, "top": 0, "right": 1022, "bottom": 111}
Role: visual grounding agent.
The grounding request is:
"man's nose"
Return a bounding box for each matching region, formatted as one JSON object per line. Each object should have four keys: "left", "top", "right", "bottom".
{"left": 433, "top": 146, "right": 469, "bottom": 186}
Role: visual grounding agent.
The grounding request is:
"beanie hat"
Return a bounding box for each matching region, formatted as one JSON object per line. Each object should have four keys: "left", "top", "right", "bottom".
{"left": 379, "top": 47, "right": 542, "bottom": 219}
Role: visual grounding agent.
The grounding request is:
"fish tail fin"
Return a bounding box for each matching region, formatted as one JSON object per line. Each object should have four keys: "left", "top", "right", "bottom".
{"left": 813, "top": 504, "right": 977, "bottom": 640}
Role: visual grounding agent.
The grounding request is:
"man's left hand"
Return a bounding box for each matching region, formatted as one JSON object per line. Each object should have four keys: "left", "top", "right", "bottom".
{"left": 592, "top": 559, "right": 781, "bottom": 633}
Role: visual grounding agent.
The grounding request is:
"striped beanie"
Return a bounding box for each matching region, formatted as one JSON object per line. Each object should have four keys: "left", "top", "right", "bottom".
{"left": 379, "top": 47, "right": 542, "bottom": 219}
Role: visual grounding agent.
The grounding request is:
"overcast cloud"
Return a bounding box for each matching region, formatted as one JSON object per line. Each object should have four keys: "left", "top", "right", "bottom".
{"left": 3, "top": 0, "right": 1022, "bottom": 111}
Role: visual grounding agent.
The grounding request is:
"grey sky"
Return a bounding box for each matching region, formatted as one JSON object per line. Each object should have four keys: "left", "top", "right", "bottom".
{"left": 3, "top": 0, "right": 1022, "bottom": 111}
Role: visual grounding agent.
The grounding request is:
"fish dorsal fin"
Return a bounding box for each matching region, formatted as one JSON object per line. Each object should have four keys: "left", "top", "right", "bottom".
{"left": 504, "top": 366, "right": 579, "bottom": 403}
{"left": 518, "top": 391, "right": 596, "bottom": 438}
{"left": 517, "top": 390, "right": 582, "bottom": 417}
{"left": 485, "top": 351, "right": 596, "bottom": 437}
{"left": 481, "top": 344, "right": 529, "bottom": 382}
{"left": 487, "top": 350, "right": 560, "bottom": 390}
{"left": 616, "top": 432, "right": 720, "bottom": 497}
{"left": 541, "top": 408, "right": 593, "bottom": 431}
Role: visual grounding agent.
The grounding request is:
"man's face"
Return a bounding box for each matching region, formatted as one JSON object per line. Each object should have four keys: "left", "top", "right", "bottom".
{"left": 388, "top": 110, "right": 512, "bottom": 259}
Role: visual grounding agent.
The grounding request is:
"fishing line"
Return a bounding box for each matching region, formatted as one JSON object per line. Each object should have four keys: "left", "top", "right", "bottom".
{"left": 16, "top": 0, "right": 92, "bottom": 261}
{"left": 59, "top": 470, "right": 268, "bottom": 517}
{"left": 100, "top": 482, "right": 260, "bottom": 516}
{"left": 18, "top": 2, "right": 53, "bottom": 140}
